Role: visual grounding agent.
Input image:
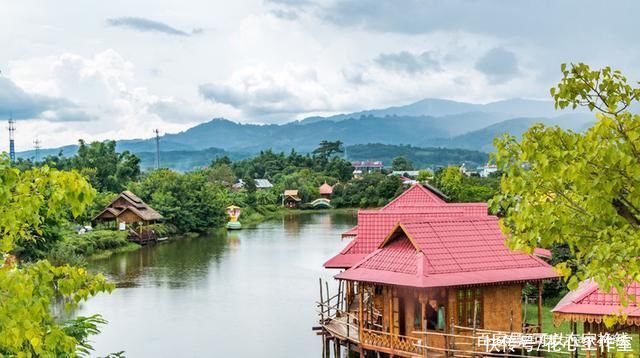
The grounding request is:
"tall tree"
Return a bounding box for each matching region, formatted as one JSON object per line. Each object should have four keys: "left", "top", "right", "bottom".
{"left": 313, "top": 140, "right": 344, "bottom": 159}
{"left": 493, "top": 63, "right": 640, "bottom": 296}
{"left": 73, "top": 140, "right": 140, "bottom": 192}
{"left": 0, "top": 159, "right": 113, "bottom": 355}
{"left": 391, "top": 156, "right": 413, "bottom": 171}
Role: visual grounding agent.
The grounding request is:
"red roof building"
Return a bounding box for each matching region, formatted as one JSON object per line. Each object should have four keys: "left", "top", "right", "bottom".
{"left": 319, "top": 182, "right": 333, "bottom": 199}
{"left": 553, "top": 280, "right": 640, "bottom": 325}
{"left": 336, "top": 218, "right": 557, "bottom": 288}
{"left": 317, "top": 183, "right": 558, "bottom": 357}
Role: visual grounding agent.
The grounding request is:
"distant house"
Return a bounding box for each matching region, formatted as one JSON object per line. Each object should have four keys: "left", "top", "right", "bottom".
{"left": 352, "top": 160, "right": 383, "bottom": 177}
{"left": 232, "top": 178, "right": 274, "bottom": 190}
{"left": 319, "top": 182, "right": 333, "bottom": 200}
{"left": 478, "top": 164, "right": 498, "bottom": 178}
{"left": 92, "top": 191, "right": 164, "bottom": 244}
{"left": 390, "top": 170, "right": 420, "bottom": 178}
{"left": 283, "top": 190, "right": 302, "bottom": 208}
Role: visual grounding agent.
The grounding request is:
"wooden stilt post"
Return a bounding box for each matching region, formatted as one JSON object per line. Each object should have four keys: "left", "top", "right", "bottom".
{"left": 389, "top": 288, "right": 395, "bottom": 356}
{"left": 471, "top": 300, "right": 479, "bottom": 358}
{"left": 326, "top": 281, "right": 331, "bottom": 318}
{"left": 422, "top": 297, "right": 427, "bottom": 358}
{"left": 359, "top": 282, "right": 364, "bottom": 358}
{"left": 537, "top": 282, "right": 543, "bottom": 332}
{"left": 320, "top": 278, "right": 325, "bottom": 323}
{"left": 537, "top": 282, "right": 543, "bottom": 357}
{"left": 523, "top": 295, "right": 528, "bottom": 331}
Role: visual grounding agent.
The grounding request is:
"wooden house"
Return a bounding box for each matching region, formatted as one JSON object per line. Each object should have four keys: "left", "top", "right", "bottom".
{"left": 553, "top": 280, "right": 640, "bottom": 358}
{"left": 283, "top": 190, "right": 302, "bottom": 208}
{"left": 319, "top": 182, "right": 333, "bottom": 200}
{"left": 92, "top": 191, "right": 164, "bottom": 243}
{"left": 317, "top": 184, "right": 558, "bottom": 357}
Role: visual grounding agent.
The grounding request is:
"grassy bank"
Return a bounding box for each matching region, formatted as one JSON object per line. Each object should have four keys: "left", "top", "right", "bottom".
{"left": 48, "top": 229, "right": 134, "bottom": 266}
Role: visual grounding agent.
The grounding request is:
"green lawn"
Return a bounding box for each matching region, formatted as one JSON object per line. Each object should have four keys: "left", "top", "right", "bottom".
{"left": 523, "top": 303, "right": 639, "bottom": 357}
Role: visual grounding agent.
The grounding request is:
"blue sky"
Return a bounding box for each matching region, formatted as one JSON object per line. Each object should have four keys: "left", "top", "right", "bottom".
{"left": 1, "top": 0, "right": 638, "bottom": 150}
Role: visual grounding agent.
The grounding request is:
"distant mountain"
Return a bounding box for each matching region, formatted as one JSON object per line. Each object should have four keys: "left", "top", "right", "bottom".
{"left": 300, "top": 98, "right": 573, "bottom": 124}
{"left": 435, "top": 113, "right": 595, "bottom": 152}
{"left": 16, "top": 98, "right": 596, "bottom": 169}
{"left": 136, "top": 148, "right": 250, "bottom": 171}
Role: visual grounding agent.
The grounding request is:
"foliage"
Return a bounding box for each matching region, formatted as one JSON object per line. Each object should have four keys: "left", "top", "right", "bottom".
{"left": 47, "top": 230, "right": 130, "bottom": 266}
{"left": 492, "top": 63, "right": 640, "bottom": 299}
{"left": 391, "top": 156, "right": 413, "bottom": 171}
{"left": 0, "top": 158, "right": 113, "bottom": 356}
{"left": 346, "top": 143, "right": 488, "bottom": 169}
{"left": 40, "top": 140, "right": 140, "bottom": 193}
{"left": 331, "top": 174, "right": 403, "bottom": 208}
{"left": 416, "top": 169, "right": 433, "bottom": 182}
{"left": 131, "top": 169, "right": 227, "bottom": 233}
{"left": 432, "top": 166, "right": 499, "bottom": 202}
{"left": 312, "top": 140, "right": 344, "bottom": 159}
{"left": 207, "top": 163, "right": 235, "bottom": 185}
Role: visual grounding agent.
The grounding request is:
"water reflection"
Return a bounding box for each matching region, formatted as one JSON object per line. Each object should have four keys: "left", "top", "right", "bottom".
{"left": 78, "top": 211, "right": 356, "bottom": 358}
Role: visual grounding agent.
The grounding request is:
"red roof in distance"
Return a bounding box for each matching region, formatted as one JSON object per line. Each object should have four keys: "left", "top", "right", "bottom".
{"left": 319, "top": 182, "right": 333, "bottom": 195}
{"left": 553, "top": 280, "right": 640, "bottom": 317}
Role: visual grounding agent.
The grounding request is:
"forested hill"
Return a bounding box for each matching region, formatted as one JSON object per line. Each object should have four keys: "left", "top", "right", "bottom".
{"left": 17, "top": 98, "right": 594, "bottom": 168}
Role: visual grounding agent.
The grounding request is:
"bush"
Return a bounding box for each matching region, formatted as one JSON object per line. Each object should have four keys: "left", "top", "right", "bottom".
{"left": 47, "top": 229, "right": 129, "bottom": 265}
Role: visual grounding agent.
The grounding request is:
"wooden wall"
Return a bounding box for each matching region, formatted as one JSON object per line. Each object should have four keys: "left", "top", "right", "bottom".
{"left": 373, "top": 283, "right": 523, "bottom": 351}
{"left": 481, "top": 284, "right": 522, "bottom": 332}
{"left": 117, "top": 210, "right": 143, "bottom": 224}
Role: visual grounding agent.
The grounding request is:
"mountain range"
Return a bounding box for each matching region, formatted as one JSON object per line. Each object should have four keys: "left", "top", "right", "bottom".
{"left": 17, "top": 98, "right": 595, "bottom": 170}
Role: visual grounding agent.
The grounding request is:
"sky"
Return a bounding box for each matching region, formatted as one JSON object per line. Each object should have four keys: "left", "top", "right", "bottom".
{"left": 1, "top": 0, "right": 639, "bottom": 151}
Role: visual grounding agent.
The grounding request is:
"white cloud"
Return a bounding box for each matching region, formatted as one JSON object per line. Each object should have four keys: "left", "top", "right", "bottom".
{"left": 5, "top": 50, "right": 212, "bottom": 150}
{"left": 199, "top": 65, "right": 331, "bottom": 120}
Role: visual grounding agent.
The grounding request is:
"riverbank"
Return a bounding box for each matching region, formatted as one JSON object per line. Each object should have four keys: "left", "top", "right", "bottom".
{"left": 77, "top": 207, "right": 357, "bottom": 262}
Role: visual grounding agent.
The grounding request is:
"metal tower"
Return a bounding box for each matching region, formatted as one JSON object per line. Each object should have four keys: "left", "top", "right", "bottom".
{"left": 8, "top": 117, "right": 15, "bottom": 162}
{"left": 154, "top": 129, "right": 160, "bottom": 169}
{"left": 33, "top": 138, "right": 41, "bottom": 163}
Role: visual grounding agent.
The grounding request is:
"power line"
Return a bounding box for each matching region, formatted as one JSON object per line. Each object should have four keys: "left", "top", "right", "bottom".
{"left": 154, "top": 129, "right": 160, "bottom": 169}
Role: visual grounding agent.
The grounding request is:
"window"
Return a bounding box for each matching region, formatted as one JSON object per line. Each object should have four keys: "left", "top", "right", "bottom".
{"left": 457, "top": 288, "right": 482, "bottom": 328}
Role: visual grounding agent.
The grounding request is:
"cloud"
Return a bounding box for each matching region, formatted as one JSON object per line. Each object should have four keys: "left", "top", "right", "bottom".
{"left": 374, "top": 51, "right": 441, "bottom": 74}
{"left": 475, "top": 47, "right": 519, "bottom": 83}
{"left": 199, "top": 65, "right": 330, "bottom": 118}
{"left": 0, "top": 77, "right": 79, "bottom": 120}
{"left": 106, "top": 17, "right": 202, "bottom": 36}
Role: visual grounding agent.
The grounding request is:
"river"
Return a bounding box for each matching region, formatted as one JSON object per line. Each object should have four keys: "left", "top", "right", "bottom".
{"left": 78, "top": 211, "right": 356, "bottom": 357}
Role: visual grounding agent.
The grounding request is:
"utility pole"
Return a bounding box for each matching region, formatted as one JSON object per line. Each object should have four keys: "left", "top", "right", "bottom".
{"left": 8, "top": 116, "right": 16, "bottom": 163}
{"left": 33, "top": 138, "right": 41, "bottom": 163}
{"left": 154, "top": 129, "right": 160, "bottom": 169}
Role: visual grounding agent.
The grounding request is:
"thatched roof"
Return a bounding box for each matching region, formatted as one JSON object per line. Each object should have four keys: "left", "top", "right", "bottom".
{"left": 93, "top": 191, "right": 164, "bottom": 222}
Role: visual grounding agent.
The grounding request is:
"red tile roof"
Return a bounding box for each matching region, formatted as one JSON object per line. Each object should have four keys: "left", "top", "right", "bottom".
{"left": 335, "top": 218, "right": 558, "bottom": 288}
{"left": 553, "top": 280, "right": 640, "bottom": 317}
{"left": 319, "top": 182, "right": 333, "bottom": 195}
{"left": 381, "top": 184, "right": 446, "bottom": 210}
{"left": 325, "top": 184, "right": 487, "bottom": 269}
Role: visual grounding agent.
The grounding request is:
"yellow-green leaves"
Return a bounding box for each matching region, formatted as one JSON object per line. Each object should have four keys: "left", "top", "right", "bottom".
{"left": 0, "top": 157, "right": 112, "bottom": 356}
{"left": 494, "top": 63, "right": 640, "bottom": 315}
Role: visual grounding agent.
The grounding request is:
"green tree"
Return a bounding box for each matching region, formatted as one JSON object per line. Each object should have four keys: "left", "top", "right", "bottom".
{"left": 312, "top": 140, "right": 344, "bottom": 159}
{"left": 391, "top": 156, "right": 413, "bottom": 171}
{"left": 0, "top": 159, "right": 113, "bottom": 356}
{"left": 433, "top": 166, "right": 463, "bottom": 201}
{"left": 132, "top": 169, "right": 227, "bottom": 233}
{"left": 73, "top": 140, "right": 140, "bottom": 192}
{"left": 493, "top": 63, "right": 640, "bottom": 298}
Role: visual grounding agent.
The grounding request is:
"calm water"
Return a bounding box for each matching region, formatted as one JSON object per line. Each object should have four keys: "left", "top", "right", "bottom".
{"left": 78, "top": 211, "right": 356, "bottom": 357}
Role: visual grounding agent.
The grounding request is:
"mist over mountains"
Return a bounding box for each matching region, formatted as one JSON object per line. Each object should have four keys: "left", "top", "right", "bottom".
{"left": 18, "top": 98, "right": 594, "bottom": 170}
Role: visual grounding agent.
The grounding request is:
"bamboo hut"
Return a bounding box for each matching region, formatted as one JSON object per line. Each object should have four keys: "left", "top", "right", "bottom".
{"left": 283, "top": 189, "right": 302, "bottom": 208}
{"left": 92, "top": 191, "right": 163, "bottom": 243}
{"left": 316, "top": 184, "right": 559, "bottom": 357}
